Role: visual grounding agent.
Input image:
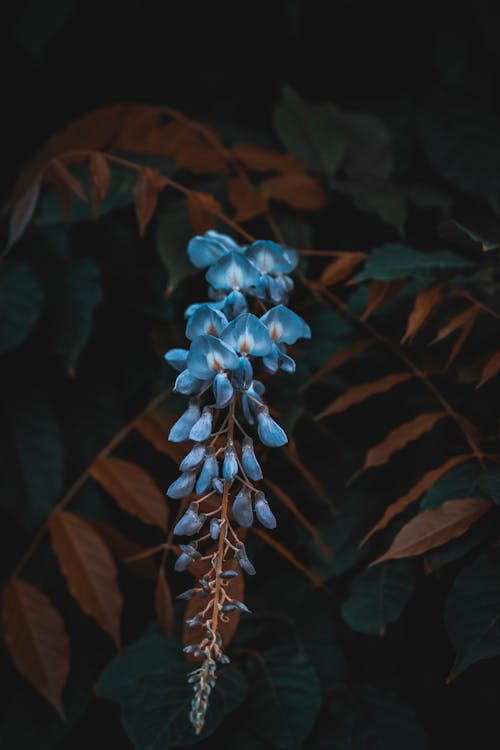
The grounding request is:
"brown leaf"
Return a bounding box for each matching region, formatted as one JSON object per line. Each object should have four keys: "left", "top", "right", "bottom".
{"left": 319, "top": 253, "right": 367, "bottom": 287}
{"left": 231, "top": 143, "right": 304, "bottom": 174}
{"left": 134, "top": 413, "right": 186, "bottom": 464}
{"left": 317, "top": 372, "right": 413, "bottom": 419}
{"left": 155, "top": 567, "right": 174, "bottom": 634}
{"left": 90, "top": 457, "right": 168, "bottom": 531}
{"left": 477, "top": 349, "right": 500, "bottom": 388}
{"left": 250, "top": 528, "right": 325, "bottom": 587}
{"left": 175, "top": 129, "right": 228, "bottom": 174}
{"left": 361, "top": 280, "right": 403, "bottom": 322}
{"left": 83, "top": 518, "right": 158, "bottom": 579}
{"left": 133, "top": 168, "right": 161, "bottom": 236}
{"left": 187, "top": 191, "right": 221, "bottom": 234}
{"left": 301, "top": 339, "right": 372, "bottom": 391}
{"left": 445, "top": 310, "right": 478, "bottom": 368}
{"left": 373, "top": 498, "right": 491, "bottom": 564}
{"left": 283, "top": 439, "right": 329, "bottom": 503}
{"left": 49, "top": 511, "right": 123, "bottom": 646}
{"left": 183, "top": 557, "right": 244, "bottom": 656}
{"left": 359, "top": 412, "right": 447, "bottom": 474}
{"left": 228, "top": 177, "right": 269, "bottom": 222}
{"left": 401, "top": 283, "right": 442, "bottom": 343}
{"left": 361, "top": 454, "right": 472, "bottom": 545}
{"left": 2, "top": 578, "right": 70, "bottom": 716}
{"left": 432, "top": 306, "right": 478, "bottom": 344}
{"left": 51, "top": 159, "right": 87, "bottom": 201}
{"left": 264, "top": 173, "right": 327, "bottom": 211}
{"left": 89, "top": 152, "right": 111, "bottom": 213}
{"left": 8, "top": 179, "right": 41, "bottom": 249}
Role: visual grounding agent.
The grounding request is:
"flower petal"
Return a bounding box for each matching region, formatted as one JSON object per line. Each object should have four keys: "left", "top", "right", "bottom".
{"left": 187, "top": 335, "right": 239, "bottom": 379}
{"left": 257, "top": 407, "right": 288, "bottom": 447}
{"left": 206, "top": 251, "right": 260, "bottom": 291}
{"left": 255, "top": 491, "right": 277, "bottom": 529}
{"left": 242, "top": 438, "right": 263, "bottom": 480}
{"left": 213, "top": 371, "right": 234, "bottom": 408}
{"left": 221, "top": 313, "right": 273, "bottom": 357}
{"left": 189, "top": 406, "right": 213, "bottom": 442}
{"left": 245, "top": 240, "right": 294, "bottom": 274}
{"left": 232, "top": 486, "right": 253, "bottom": 527}
{"left": 164, "top": 348, "right": 188, "bottom": 372}
{"left": 169, "top": 399, "right": 201, "bottom": 442}
{"left": 260, "top": 304, "right": 311, "bottom": 344}
{"left": 186, "top": 305, "right": 228, "bottom": 341}
{"left": 167, "top": 471, "right": 197, "bottom": 499}
{"left": 174, "top": 369, "right": 207, "bottom": 395}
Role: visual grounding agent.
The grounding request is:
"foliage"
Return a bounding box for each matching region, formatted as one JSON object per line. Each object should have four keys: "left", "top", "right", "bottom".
{"left": 3, "top": 21, "right": 500, "bottom": 747}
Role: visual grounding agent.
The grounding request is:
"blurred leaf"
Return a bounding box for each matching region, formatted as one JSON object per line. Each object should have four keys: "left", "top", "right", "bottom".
{"left": 0, "top": 263, "right": 43, "bottom": 354}
{"left": 156, "top": 203, "right": 198, "bottom": 293}
{"left": 331, "top": 179, "right": 407, "bottom": 234}
{"left": 295, "top": 590, "right": 348, "bottom": 685}
{"left": 187, "top": 191, "right": 221, "bottom": 233}
{"left": 438, "top": 219, "right": 500, "bottom": 252}
{"left": 445, "top": 547, "right": 500, "bottom": 675}
{"left": 7, "top": 180, "right": 41, "bottom": 250}
{"left": 477, "top": 350, "right": 500, "bottom": 388}
{"left": 401, "top": 283, "right": 442, "bottom": 343}
{"left": 155, "top": 568, "right": 174, "bottom": 634}
{"left": 341, "top": 560, "right": 415, "bottom": 635}
{"left": 317, "top": 373, "right": 412, "bottom": 420}
{"left": 264, "top": 173, "right": 327, "bottom": 211}
{"left": 244, "top": 646, "right": 321, "bottom": 750}
{"left": 228, "top": 177, "right": 269, "bottom": 221}
{"left": 356, "top": 244, "right": 474, "bottom": 282}
{"left": 420, "top": 462, "right": 480, "bottom": 509}
{"left": 89, "top": 152, "right": 111, "bottom": 213}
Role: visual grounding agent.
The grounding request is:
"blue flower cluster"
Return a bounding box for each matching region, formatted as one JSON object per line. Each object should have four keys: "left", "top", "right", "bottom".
{"left": 163, "top": 230, "right": 310, "bottom": 735}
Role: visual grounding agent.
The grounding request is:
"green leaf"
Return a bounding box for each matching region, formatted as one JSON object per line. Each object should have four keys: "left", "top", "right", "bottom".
{"left": 424, "top": 517, "right": 490, "bottom": 572}
{"left": 438, "top": 219, "right": 500, "bottom": 252}
{"left": 155, "top": 203, "right": 199, "bottom": 293}
{"left": 273, "top": 86, "right": 346, "bottom": 174}
{"left": 307, "top": 684, "right": 428, "bottom": 750}
{"left": 98, "top": 633, "right": 247, "bottom": 749}
{"left": 1, "top": 389, "right": 64, "bottom": 531}
{"left": 244, "top": 646, "right": 321, "bottom": 750}
{"left": 479, "top": 468, "right": 500, "bottom": 504}
{"left": 355, "top": 243, "right": 474, "bottom": 282}
{"left": 0, "top": 263, "right": 43, "bottom": 354}
{"left": 331, "top": 179, "right": 408, "bottom": 235}
{"left": 445, "top": 547, "right": 500, "bottom": 675}
{"left": 295, "top": 590, "right": 348, "bottom": 685}
{"left": 341, "top": 560, "right": 415, "bottom": 635}
{"left": 56, "top": 258, "right": 102, "bottom": 371}
{"left": 420, "top": 462, "right": 480, "bottom": 510}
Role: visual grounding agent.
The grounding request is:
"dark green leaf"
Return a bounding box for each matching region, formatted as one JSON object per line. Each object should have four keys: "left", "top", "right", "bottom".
{"left": 0, "top": 263, "right": 43, "bottom": 354}
{"left": 420, "top": 462, "right": 480, "bottom": 510}
{"left": 341, "top": 560, "right": 415, "bottom": 635}
{"left": 331, "top": 179, "right": 407, "bottom": 235}
{"left": 445, "top": 547, "right": 500, "bottom": 675}
{"left": 244, "top": 645, "right": 321, "bottom": 750}
{"left": 479, "top": 468, "right": 500, "bottom": 504}
{"left": 438, "top": 219, "right": 500, "bottom": 252}
{"left": 155, "top": 203, "right": 199, "bottom": 293}
{"left": 295, "top": 591, "right": 347, "bottom": 685}
{"left": 355, "top": 243, "right": 474, "bottom": 282}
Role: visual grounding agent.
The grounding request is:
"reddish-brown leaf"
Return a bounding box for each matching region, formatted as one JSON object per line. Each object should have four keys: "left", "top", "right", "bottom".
{"left": 49, "top": 511, "right": 122, "bottom": 646}
{"left": 231, "top": 143, "right": 304, "bottom": 174}
{"left": 359, "top": 411, "right": 447, "bottom": 474}
{"left": 155, "top": 567, "right": 174, "bottom": 634}
{"left": 182, "top": 557, "right": 244, "bottom": 656}
{"left": 477, "top": 349, "right": 500, "bottom": 388}
{"left": 175, "top": 130, "right": 227, "bottom": 174}
{"left": 187, "top": 191, "right": 221, "bottom": 234}
{"left": 250, "top": 528, "right": 325, "bottom": 587}
{"left": 228, "top": 177, "right": 269, "bottom": 222}
{"left": 89, "top": 152, "right": 111, "bottom": 213}
{"left": 373, "top": 498, "right": 492, "bottom": 564}
{"left": 361, "top": 454, "right": 472, "bottom": 545}
{"left": 133, "top": 168, "right": 161, "bottom": 236}
{"left": 90, "top": 457, "right": 168, "bottom": 531}
{"left": 361, "top": 280, "right": 403, "bottom": 322}
{"left": 317, "top": 372, "right": 413, "bottom": 419}
{"left": 319, "top": 253, "right": 367, "bottom": 287}
{"left": 445, "top": 309, "right": 478, "bottom": 368}
{"left": 401, "top": 283, "right": 442, "bottom": 343}
{"left": 301, "top": 339, "right": 372, "bottom": 391}
{"left": 264, "top": 173, "right": 327, "bottom": 211}
{"left": 432, "top": 306, "right": 478, "bottom": 344}
{"left": 134, "top": 413, "right": 186, "bottom": 464}
{"left": 51, "top": 159, "right": 87, "bottom": 201}
{"left": 8, "top": 179, "right": 41, "bottom": 249}
{"left": 83, "top": 518, "right": 158, "bottom": 579}
{"left": 2, "top": 578, "right": 70, "bottom": 716}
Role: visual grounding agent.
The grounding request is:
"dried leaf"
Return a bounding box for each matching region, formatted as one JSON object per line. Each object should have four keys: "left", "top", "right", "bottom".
{"left": 2, "top": 578, "right": 70, "bottom": 716}
{"left": 155, "top": 567, "right": 174, "bottom": 634}
{"left": 303, "top": 339, "right": 372, "bottom": 389}
{"left": 264, "top": 173, "right": 327, "bottom": 211}
{"left": 359, "top": 412, "right": 447, "bottom": 474}
{"left": 251, "top": 527, "right": 325, "bottom": 588}
{"left": 134, "top": 413, "right": 185, "bottom": 464}
{"left": 7, "top": 179, "right": 41, "bottom": 250}
{"left": 174, "top": 129, "right": 227, "bottom": 174}
{"left": 361, "top": 454, "right": 472, "bottom": 545}
{"left": 228, "top": 177, "right": 268, "bottom": 222}
{"left": 361, "top": 279, "right": 403, "bottom": 322}
{"left": 90, "top": 457, "right": 168, "bottom": 531}
{"left": 49, "top": 511, "right": 122, "bottom": 646}
{"left": 283, "top": 439, "right": 329, "bottom": 503}
{"left": 432, "top": 306, "right": 478, "bottom": 344}
{"left": 231, "top": 143, "right": 304, "bottom": 173}
{"left": 133, "top": 168, "right": 162, "bottom": 236}
{"left": 183, "top": 557, "right": 244, "bottom": 655}
{"left": 84, "top": 518, "right": 158, "bottom": 579}
{"left": 89, "top": 152, "right": 111, "bottom": 213}
{"left": 51, "top": 159, "right": 87, "bottom": 201}
{"left": 401, "top": 283, "right": 442, "bottom": 343}
{"left": 317, "top": 372, "right": 413, "bottom": 419}
{"left": 477, "top": 349, "right": 500, "bottom": 388}
{"left": 373, "top": 498, "right": 491, "bottom": 564}
{"left": 319, "top": 252, "right": 366, "bottom": 287}
{"left": 445, "top": 309, "right": 478, "bottom": 368}
{"left": 187, "top": 191, "right": 221, "bottom": 234}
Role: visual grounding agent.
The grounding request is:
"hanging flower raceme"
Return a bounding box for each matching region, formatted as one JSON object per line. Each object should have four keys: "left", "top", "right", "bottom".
{"left": 163, "top": 230, "right": 310, "bottom": 735}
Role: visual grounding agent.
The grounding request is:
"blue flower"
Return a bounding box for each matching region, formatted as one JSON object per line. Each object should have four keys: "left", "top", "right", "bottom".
{"left": 174, "top": 502, "right": 206, "bottom": 534}
{"left": 169, "top": 399, "right": 201, "bottom": 442}
{"left": 257, "top": 406, "right": 288, "bottom": 447}
{"left": 179, "top": 442, "right": 206, "bottom": 471}
{"left": 222, "top": 289, "right": 248, "bottom": 319}
{"left": 255, "top": 491, "right": 276, "bottom": 529}
{"left": 242, "top": 438, "right": 263, "bottom": 480}
{"left": 223, "top": 441, "right": 238, "bottom": 481}
{"left": 213, "top": 371, "right": 234, "bottom": 408}
{"left": 184, "top": 300, "right": 226, "bottom": 318}
{"left": 187, "top": 335, "right": 239, "bottom": 380}
{"left": 260, "top": 304, "right": 311, "bottom": 344}
{"left": 189, "top": 406, "right": 214, "bottom": 442}
{"left": 245, "top": 240, "right": 294, "bottom": 275}
{"left": 167, "top": 470, "right": 197, "bottom": 499}
{"left": 187, "top": 231, "right": 243, "bottom": 269}
{"left": 206, "top": 252, "right": 260, "bottom": 291}
{"left": 174, "top": 369, "right": 208, "bottom": 396}
{"left": 164, "top": 348, "right": 189, "bottom": 371}
{"left": 232, "top": 487, "right": 253, "bottom": 527}
{"left": 186, "top": 305, "right": 228, "bottom": 340}
{"left": 196, "top": 449, "right": 219, "bottom": 494}
{"left": 221, "top": 313, "right": 273, "bottom": 357}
